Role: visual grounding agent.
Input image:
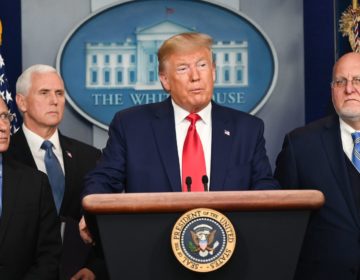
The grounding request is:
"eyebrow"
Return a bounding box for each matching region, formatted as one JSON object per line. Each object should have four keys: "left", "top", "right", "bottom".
{"left": 38, "top": 88, "right": 64, "bottom": 92}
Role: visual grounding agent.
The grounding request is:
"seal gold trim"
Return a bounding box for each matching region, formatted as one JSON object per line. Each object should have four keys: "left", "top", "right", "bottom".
{"left": 171, "top": 208, "right": 236, "bottom": 273}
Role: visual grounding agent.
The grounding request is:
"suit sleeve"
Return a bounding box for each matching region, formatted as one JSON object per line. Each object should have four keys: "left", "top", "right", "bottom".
{"left": 24, "top": 174, "right": 62, "bottom": 280}
{"left": 82, "top": 112, "right": 126, "bottom": 198}
{"left": 274, "top": 134, "right": 300, "bottom": 188}
{"left": 251, "top": 119, "right": 280, "bottom": 190}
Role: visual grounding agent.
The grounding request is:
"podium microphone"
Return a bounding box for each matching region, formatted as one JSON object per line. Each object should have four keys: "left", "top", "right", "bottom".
{"left": 185, "top": 176, "right": 192, "bottom": 192}
{"left": 202, "top": 175, "right": 209, "bottom": 192}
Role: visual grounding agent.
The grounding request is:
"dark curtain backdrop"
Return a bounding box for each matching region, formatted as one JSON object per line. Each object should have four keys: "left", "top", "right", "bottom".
{"left": 0, "top": 0, "right": 22, "bottom": 98}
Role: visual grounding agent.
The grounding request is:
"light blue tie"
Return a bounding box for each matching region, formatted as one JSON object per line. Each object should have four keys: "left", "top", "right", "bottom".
{"left": 41, "top": 140, "right": 65, "bottom": 213}
{"left": 351, "top": 132, "right": 360, "bottom": 173}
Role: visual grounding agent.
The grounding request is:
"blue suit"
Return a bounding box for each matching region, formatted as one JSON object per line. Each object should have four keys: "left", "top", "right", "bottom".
{"left": 83, "top": 98, "right": 278, "bottom": 196}
{"left": 275, "top": 115, "right": 360, "bottom": 280}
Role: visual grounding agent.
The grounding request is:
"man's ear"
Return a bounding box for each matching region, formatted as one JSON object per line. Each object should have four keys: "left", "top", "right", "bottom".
{"left": 212, "top": 62, "right": 216, "bottom": 82}
{"left": 16, "top": 94, "right": 27, "bottom": 113}
{"left": 159, "top": 73, "right": 170, "bottom": 92}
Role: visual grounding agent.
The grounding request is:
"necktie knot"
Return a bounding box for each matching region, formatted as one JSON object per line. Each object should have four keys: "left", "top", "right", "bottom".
{"left": 186, "top": 113, "right": 201, "bottom": 126}
{"left": 41, "top": 140, "right": 54, "bottom": 151}
{"left": 352, "top": 131, "right": 360, "bottom": 144}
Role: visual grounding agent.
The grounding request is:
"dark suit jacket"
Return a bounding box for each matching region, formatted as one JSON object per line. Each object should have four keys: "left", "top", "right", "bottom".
{"left": 6, "top": 129, "right": 104, "bottom": 279}
{"left": 83, "top": 98, "right": 278, "bottom": 196}
{"left": 0, "top": 155, "right": 62, "bottom": 280}
{"left": 7, "top": 128, "right": 101, "bottom": 220}
{"left": 274, "top": 115, "right": 360, "bottom": 280}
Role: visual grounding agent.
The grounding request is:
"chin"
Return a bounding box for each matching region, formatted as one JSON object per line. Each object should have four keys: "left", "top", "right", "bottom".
{"left": 0, "top": 144, "right": 9, "bottom": 152}
{"left": 338, "top": 110, "right": 360, "bottom": 122}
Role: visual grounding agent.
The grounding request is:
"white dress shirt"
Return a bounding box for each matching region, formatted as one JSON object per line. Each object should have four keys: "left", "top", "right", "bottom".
{"left": 22, "top": 124, "right": 65, "bottom": 175}
{"left": 339, "top": 117, "right": 359, "bottom": 163}
{"left": 172, "top": 100, "right": 212, "bottom": 188}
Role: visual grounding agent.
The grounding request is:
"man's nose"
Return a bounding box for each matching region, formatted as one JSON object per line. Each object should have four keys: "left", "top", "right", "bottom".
{"left": 190, "top": 66, "right": 200, "bottom": 82}
{"left": 345, "top": 80, "right": 356, "bottom": 94}
{"left": 50, "top": 92, "right": 59, "bottom": 103}
{"left": 0, "top": 121, "right": 9, "bottom": 133}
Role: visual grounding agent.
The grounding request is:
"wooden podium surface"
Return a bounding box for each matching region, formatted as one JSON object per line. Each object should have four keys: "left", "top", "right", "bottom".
{"left": 83, "top": 190, "right": 324, "bottom": 280}
{"left": 83, "top": 189, "right": 324, "bottom": 213}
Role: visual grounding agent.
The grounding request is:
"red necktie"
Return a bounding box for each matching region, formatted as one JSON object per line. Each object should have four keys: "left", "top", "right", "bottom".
{"left": 182, "top": 113, "right": 206, "bottom": 192}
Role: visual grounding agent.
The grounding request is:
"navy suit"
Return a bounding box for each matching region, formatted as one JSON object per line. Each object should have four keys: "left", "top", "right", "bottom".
{"left": 7, "top": 128, "right": 101, "bottom": 220}
{"left": 7, "top": 128, "right": 105, "bottom": 279}
{"left": 83, "top": 98, "right": 278, "bottom": 196}
{"left": 0, "top": 156, "right": 62, "bottom": 279}
{"left": 275, "top": 115, "right": 360, "bottom": 280}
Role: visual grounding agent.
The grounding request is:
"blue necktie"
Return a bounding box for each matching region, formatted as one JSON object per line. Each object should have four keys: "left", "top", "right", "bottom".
{"left": 351, "top": 132, "right": 360, "bottom": 173}
{"left": 41, "top": 140, "right": 65, "bottom": 213}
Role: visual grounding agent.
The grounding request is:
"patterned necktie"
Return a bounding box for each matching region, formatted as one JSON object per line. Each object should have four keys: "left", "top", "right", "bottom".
{"left": 182, "top": 113, "right": 206, "bottom": 192}
{"left": 352, "top": 131, "right": 360, "bottom": 173}
{"left": 41, "top": 140, "right": 65, "bottom": 213}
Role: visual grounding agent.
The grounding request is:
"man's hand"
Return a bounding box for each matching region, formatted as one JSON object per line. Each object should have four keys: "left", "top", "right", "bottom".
{"left": 79, "top": 216, "right": 94, "bottom": 245}
{"left": 70, "top": 267, "right": 95, "bottom": 280}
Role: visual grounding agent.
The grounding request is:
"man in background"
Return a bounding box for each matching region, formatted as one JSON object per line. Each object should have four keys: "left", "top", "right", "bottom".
{"left": 275, "top": 52, "right": 360, "bottom": 279}
{"left": 7, "top": 64, "right": 105, "bottom": 280}
{"left": 80, "top": 32, "right": 279, "bottom": 243}
{"left": 0, "top": 96, "right": 62, "bottom": 279}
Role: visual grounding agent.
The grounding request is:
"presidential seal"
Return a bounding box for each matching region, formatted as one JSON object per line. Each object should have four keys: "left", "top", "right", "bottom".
{"left": 171, "top": 208, "right": 236, "bottom": 273}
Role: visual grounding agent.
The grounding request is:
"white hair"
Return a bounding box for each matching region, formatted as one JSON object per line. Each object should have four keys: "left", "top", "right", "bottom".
{"left": 16, "top": 64, "right": 60, "bottom": 96}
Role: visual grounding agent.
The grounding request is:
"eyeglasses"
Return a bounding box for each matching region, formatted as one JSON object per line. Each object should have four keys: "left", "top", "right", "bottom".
{"left": 331, "top": 77, "right": 360, "bottom": 88}
{"left": 0, "top": 112, "right": 14, "bottom": 122}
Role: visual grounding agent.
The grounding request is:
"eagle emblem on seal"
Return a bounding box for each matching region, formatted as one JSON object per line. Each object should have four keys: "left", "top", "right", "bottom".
{"left": 190, "top": 224, "right": 220, "bottom": 257}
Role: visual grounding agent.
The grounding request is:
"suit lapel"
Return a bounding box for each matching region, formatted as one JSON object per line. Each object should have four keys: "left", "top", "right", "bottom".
{"left": 9, "top": 128, "right": 37, "bottom": 169}
{"left": 209, "top": 103, "right": 234, "bottom": 191}
{"left": 0, "top": 159, "right": 20, "bottom": 247}
{"left": 322, "top": 116, "right": 360, "bottom": 228}
{"left": 59, "top": 134, "right": 75, "bottom": 215}
{"left": 151, "top": 99, "right": 181, "bottom": 192}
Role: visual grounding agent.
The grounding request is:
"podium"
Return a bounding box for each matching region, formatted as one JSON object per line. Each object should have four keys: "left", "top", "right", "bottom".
{"left": 83, "top": 190, "right": 324, "bottom": 280}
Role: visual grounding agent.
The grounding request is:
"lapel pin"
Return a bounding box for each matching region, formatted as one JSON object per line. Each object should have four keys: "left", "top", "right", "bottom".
{"left": 224, "top": 130, "right": 230, "bottom": 136}
{"left": 66, "top": 151, "right": 72, "bottom": 158}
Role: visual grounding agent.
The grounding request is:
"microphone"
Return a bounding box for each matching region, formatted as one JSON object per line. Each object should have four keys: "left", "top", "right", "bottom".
{"left": 202, "top": 175, "right": 209, "bottom": 192}
{"left": 185, "top": 176, "right": 192, "bottom": 192}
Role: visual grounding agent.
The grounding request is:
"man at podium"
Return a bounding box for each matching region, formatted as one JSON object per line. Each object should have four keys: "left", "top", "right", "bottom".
{"left": 80, "top": 32, "right": 279, "bottom": 243}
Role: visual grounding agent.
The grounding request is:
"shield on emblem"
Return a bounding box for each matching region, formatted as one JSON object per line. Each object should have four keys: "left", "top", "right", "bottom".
{"left": 199, "top": 240, "right": 208, "bottom": 251}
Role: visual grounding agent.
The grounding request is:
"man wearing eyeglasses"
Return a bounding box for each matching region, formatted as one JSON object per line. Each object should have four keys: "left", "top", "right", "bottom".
{"left": 275, "top": 52, "right": 360, "bottom": 280}
{"left": 0, "top": 97, "right": 62, "bottom": 279}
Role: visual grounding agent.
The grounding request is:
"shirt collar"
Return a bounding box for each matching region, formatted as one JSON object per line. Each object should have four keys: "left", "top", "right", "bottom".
{"left": 340, "top": 117, "right": 358, "bottom": 136}
{"left": 171, "top": 99, "right": 212, "bottom": 125}
{"left": 339, "top": 117, "right": 359, "bottom": 159}
{"left": 22, "top": 124, "right": 61, "bottom": 152}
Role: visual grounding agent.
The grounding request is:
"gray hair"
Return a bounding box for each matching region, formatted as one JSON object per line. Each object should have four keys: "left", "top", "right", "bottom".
{"left": 16, "top": 64, "right": 60, "bottom": 96}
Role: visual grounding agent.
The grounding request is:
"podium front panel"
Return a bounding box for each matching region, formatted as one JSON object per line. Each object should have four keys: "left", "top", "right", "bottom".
{"left": 95, "top": 210, "right": 309, "bottom": 280}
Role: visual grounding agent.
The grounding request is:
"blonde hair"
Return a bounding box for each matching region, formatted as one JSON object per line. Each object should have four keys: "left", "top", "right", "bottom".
{"left": 157, "top": 32, "right": 213, "bottom": 73}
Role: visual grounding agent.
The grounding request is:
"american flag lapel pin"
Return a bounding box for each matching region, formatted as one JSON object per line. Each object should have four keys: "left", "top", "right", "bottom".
{"left": 224, "top": 130, "right": 230, "bottom": 136}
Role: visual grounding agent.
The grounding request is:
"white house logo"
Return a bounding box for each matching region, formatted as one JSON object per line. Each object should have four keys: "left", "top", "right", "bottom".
{"left": 171, "top": 208, "right": 236, "bottom": 273}
{"left": 57, "top": 0, "right": 278, "bottom": 129}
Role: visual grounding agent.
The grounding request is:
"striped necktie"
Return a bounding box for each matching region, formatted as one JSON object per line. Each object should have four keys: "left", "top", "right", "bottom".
{"left": 351, "top": 131, "right": 360, "bottom": 173}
